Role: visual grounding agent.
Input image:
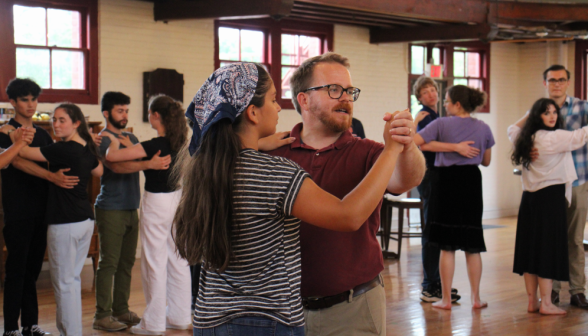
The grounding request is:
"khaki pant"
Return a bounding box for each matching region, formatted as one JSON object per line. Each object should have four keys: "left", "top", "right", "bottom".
{"left": 304, "top": 280, "right": 386, "bottom": 336}
{"left": 94, "top": 208, "right": 139, "bottom": 319}
{"left": 553, "top": 182, "right": 588, "bottom": 295}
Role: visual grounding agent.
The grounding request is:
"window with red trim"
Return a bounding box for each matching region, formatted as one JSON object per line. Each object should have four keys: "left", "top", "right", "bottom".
{"left": 0, "top": 0, "right": 98, "bottom": 104}
{"left": 215, "top": 19, "right": 333, "bottom": 109}
{"left": 409, "top": 42, "right": 490, "bottom": 115}
{"left": 574, "top": 40, "right": 588, "bottom": 100}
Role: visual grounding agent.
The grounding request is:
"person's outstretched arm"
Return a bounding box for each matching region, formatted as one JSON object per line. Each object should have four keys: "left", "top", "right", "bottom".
{"left": 291, "top": 113, "right": 404, "bottom": 232}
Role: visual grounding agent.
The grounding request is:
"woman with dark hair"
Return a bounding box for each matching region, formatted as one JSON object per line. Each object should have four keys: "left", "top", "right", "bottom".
{"left": 413, "top": 85, "right": 494, "bottom": 310}
{"left": 102, "top": 94, "right": 190, "bottom": 335}
{"left": 509, "top": 98, "right": 588, "bottom": 315}
{"left": 18, "top": 103, "right": 103, "bottom": 336}
{"left": 173, "top": 63, "right": 404, "bottom": 335}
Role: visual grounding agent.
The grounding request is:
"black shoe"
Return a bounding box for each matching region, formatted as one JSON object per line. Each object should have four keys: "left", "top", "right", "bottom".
{"left": 420, "top": 288, "right": 442, "bottom": 302}
{"left": 552, "top": 290, "right": 559, "bottom": 304}
{"left": 451, "top": 293, "right": 461, "bottom": 303}
{"left": 3, "top": 331, "right": 23, "bottom": 336}
{"left": 571, "top": 293, "right": 588, "bottom": 309}
{"left": 451, "top": 288, "right": 458, "bottom": 295}
{"left": 22, "top": 325, "right": 52, "bottom": 336}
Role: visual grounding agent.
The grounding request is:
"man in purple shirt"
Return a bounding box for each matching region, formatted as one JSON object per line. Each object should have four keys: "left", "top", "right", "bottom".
{"left": 266, "top": 52, "right": 425, "bottom": 336}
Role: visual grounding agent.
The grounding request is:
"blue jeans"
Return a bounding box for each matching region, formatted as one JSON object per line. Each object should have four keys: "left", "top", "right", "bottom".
{"left": 418, "top": 168, "right": 441, "bottom": 291}
{"left": 193, "top": 317, "right": 304, "bottom": 336}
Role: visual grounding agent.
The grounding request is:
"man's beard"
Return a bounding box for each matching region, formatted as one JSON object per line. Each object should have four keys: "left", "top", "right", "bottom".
{"left": 108, "top": 114, "right": 128, "bottom": 129}
{"left": 313, "top": 103, "right": 353, "bottom": 133}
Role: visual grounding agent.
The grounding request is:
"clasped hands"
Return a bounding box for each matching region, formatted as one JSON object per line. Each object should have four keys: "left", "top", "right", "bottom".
{"left": 383, "top": 109, "right": 416, "bottom": 152}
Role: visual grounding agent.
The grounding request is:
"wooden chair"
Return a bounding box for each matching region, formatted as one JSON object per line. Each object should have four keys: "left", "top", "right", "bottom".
{"left": 379, "top": 194, "right": 424, "bottom": 259}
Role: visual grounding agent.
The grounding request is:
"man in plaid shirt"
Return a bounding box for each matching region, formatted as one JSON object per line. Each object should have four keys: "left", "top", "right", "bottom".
{"left": 545, "top": 65, "right": 588, "bottom": 309}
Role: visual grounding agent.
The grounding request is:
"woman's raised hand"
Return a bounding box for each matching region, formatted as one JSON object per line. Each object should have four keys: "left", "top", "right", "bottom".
{"left": 117, "top": 134, "right": 133, "bottom": 148}
{"left": 415, "top": 111, "right": 429, "bottom": 124}
{"left": 99, "top": 131, "right": 117, "bottom": 142}
{"left": 258, "top": 131, "right": 296, "bottom": 151}
{"left": 384, "top": 109, "right": 416, "bottom": 151}
{"left": 17, "top": 127, "right": 36, "bottom": 145}
{"left": 382, "top": 112, "right": 404, "bottom": 153}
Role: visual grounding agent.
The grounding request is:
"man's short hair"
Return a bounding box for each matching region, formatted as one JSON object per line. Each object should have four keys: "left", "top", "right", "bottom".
{"left": 6, "top": 78, "right": 42, "bottom": 101}
{"left": 543, "top": 65, "right": 570, "bottom": 80}
{"left": 412, "top": 76, "right": 439, "bottom": 101}
{"left": 101, "top": 91, "right": 130, "bottom": 114}
{"left": 289, "top": 52, "right": 350, "bottom": 114}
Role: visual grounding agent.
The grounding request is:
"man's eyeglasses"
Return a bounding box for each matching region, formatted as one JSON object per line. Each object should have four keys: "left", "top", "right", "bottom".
{"left": 547, "top": 78, "right": 568, "bottom": 85}
{"left": 303, "top": 84, "right": 361, "bottom": 102}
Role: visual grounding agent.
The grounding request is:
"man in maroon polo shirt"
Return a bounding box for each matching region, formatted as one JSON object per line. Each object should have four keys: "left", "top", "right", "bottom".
{"left": 266, "top": 52, "right": 425, "bottom": 335}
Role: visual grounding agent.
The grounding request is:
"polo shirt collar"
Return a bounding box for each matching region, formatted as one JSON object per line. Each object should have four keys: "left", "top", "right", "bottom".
{"left": 289, "top": 122, "right": 355, "bottom": 151}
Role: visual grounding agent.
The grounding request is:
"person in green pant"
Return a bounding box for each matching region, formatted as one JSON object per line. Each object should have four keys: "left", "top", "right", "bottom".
{"left": 92, "top": 92, "right": 171, "bottom": 331}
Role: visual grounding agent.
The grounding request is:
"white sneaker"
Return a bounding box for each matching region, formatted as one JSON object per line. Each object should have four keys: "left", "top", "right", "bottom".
{"left": 129, "top": 326, "right": 164, "bottom": 335}
{"left": 166, "top": 322, "right": 192, "bottom": 330}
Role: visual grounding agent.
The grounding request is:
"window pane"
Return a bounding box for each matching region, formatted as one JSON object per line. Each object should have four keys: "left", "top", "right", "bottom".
{"left": 411, "top": 46, "right": 424, "bottom": 74}
{"left": 240, "top": 30, "right": 263, "bottom": 62}
{"left": 13, "top": 5, "right": 46, "bottom": 46}
{"left": 48, "top": 8, "right": 81, "bottom": 48}
{"left": 281, "top": 66, "right": 296, "bottom": 99}
{"left": 16, "top": 48, "right": 50, "bottom": 88}
{"left": 52, "top": 50, "right": 84, "bottom": 89}
{"left": 281, "top": 34, "right": 321, "bottom": 66}
{"left": 454, "top": 78, "right": 467, "bottom": 86}
{"left": 466, "top": 52, "right": 480, "bottom": 77}
{"left": 453, "top": 52, "right": 465, "bottom": 77}
{"left": 282, "top": 34, "right": 296, "bottom": 65}
{"left": 411, "top": 94, "right": 422, "bottom": 117}
{"left": 219, "top": 27, "right": 240, "bottom": 61}
{"left": 432, "top": 48, "right": 441, "bottom": 66}
{"left": 468, "top": 79, "right": 483, "bottom": 90}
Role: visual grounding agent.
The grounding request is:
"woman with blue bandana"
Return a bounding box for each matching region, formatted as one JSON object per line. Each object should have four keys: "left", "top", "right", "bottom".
{"left": 102, "top": 95, "right": 191, "bottom": 335}
{"left": 173, "top": 63, "right": 404, "bottom": 335}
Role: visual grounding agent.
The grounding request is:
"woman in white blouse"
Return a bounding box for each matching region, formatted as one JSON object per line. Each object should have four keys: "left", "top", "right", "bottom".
{"left": 509, "top": 98, "right": 588, "bottom": 315}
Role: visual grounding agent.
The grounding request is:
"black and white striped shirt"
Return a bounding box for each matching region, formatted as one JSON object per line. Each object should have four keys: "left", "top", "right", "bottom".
{"left": 194, "top": 149, "right": 309, "bottom": 328}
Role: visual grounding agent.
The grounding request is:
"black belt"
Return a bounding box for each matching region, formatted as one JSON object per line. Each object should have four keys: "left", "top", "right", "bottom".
{"left": 302, "top": 274, "right": 383, "bottom": 310}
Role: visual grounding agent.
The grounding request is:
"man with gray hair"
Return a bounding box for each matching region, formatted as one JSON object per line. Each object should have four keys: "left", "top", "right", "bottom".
{"left": 266, "top": 52, "right": 425, "bottom": 336}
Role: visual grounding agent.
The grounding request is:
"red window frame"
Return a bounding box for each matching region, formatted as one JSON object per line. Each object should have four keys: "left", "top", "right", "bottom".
{"left": 409, "top": 42, "right": 491, "bottom": 113}
{"left": 0, "top": 0, "right": 98, "bottom": 104}
{"left": 575, "top": 40, "right": 588, "bottom": 100}
{"left": 215, "top": 18, "right": 333, "bottom": 110}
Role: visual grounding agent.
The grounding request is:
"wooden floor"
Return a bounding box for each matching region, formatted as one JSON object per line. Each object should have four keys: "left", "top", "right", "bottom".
{"left": 2, "top": 216, "right": 588, "bottom": 335}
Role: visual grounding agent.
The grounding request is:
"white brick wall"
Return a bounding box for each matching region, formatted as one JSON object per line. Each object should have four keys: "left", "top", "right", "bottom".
{"left": 334, "top": 25, "right": 409, "bottom": 142}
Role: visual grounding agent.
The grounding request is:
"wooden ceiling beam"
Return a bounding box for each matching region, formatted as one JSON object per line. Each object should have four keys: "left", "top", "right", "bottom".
{"left": 289, "top": 14, "right": 395, "bottom": 28}
{"left": 153, "top": 0, "right": 294, "bottom": 21}
{"left": 292, "top": 2, "right": 440, "bottom": 25}
{"left": 290, "top": 8, "right": 410, "bottom": 27}
{"left": 495, "top": 2, "right": 588, "bottom": 23}
{"left": 370, "top": 23, "right": 492, "bottom": 44}
{"left": 297, "top": 0, "right": 488, "bottom": 23}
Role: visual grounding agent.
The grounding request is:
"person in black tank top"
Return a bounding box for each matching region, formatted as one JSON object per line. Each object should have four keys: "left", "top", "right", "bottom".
{"left": 18, "top": 104, "right": 103, "bottom": 336}
{"left": 102, "top": 95, "right": 190, "bottom": 335}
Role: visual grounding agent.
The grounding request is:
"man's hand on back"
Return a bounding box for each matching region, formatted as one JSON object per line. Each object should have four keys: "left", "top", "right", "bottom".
{"left": 148, "top": 150, "right": 171, "bottom": 170}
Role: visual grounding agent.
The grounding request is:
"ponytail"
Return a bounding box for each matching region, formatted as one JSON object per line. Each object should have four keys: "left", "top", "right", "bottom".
{"left": 172, "top": 116, "right": 243, "bottom": 271}
{"left": 148, "top": 95, "right": 188, "bottom": 152}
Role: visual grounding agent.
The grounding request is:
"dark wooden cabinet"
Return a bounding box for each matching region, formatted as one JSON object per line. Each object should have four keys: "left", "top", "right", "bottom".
{"left": 0, "top": 121, "right": 103, "bottom": 286}
{"left": 143, "top": 68, "right": 184, "bottom": 122}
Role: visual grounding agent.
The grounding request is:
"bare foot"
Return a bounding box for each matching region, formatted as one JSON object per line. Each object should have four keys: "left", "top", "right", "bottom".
{"left": 433, "top": 300, "right": 452, "bottom": 310}
{"left": 472, "top": 300, "right": 488, "bottom": 309}
{"left": 540, "top": 302, "right": 566, "bottom": 315}
{"left": 528, "top": 298, "right": 540, "bottom": 313}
